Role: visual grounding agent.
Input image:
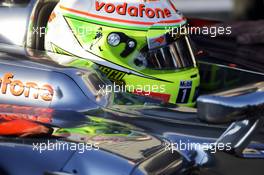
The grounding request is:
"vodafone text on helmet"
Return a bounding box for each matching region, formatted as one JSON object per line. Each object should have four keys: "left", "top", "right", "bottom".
{"left": 95, "top": 1, "right": 172, "bottom": 18}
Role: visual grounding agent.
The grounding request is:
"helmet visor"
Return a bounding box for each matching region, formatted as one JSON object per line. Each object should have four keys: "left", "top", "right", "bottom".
{"left": 136, "top": 35, "right": 196, "bottom": 70}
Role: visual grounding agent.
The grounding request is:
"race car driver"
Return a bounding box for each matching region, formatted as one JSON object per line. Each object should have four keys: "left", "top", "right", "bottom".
{"left": 44, "top": 0, "right": 200, "bottom": 106}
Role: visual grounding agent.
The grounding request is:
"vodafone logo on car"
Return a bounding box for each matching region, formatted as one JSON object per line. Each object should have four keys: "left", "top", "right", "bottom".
{"left": 95, "top": 1, "right": 172, "bottom": 19}
{"left": 0, "top": 72, "right": 54, "bottom": 102}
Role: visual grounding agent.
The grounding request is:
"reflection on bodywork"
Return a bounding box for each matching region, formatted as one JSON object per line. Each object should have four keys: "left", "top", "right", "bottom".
{"left": 53, "top": 117, "right": 162, "bottom": 161}
{"left": 53, "top": 117, "right": 152, "bottom": 143}
{"left": 0, "top": 119, "right": 51, "bottom": 137}
{"left": 199, "top": 62, "right": 264, "bottom": 94}
{"left": 0, "top": 104, "right": 53, "bottom": 136}
{"left": 0, "top": 104, "right": 53, "bottom": 123}
{"left": 0, "top": 109, "right": 163, "bottom": 161}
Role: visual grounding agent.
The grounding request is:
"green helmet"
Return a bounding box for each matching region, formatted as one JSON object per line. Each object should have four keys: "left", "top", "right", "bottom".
{"left": 45, "top": 0, "right": 200, "bottom": 106}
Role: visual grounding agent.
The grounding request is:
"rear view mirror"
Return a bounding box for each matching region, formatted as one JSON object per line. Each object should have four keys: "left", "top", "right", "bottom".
{"left": 197, "top": 82, "right": 264, "bottom": 124}
{"left": 197, "top": 82, "right": 264, "bottom": 155}
{"left": 215, "top": 118, "right": 263, "bottom": 155}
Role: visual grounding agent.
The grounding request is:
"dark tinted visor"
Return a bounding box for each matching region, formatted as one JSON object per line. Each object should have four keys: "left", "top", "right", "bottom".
{"left": 137, "top": 35, "right": 195, "bottom": 70}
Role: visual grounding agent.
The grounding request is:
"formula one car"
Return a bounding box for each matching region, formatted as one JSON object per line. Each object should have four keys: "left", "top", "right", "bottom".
{"left": 0, "top": 46, "right": 263, "bottom": 175}
{"left": 0, "top": 0, "right": 264, "bottom": 175}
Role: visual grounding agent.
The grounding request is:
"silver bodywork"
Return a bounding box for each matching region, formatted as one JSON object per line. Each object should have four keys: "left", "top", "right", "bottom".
{"left": 0, "top": 0, "right": 36, "bottom": 46}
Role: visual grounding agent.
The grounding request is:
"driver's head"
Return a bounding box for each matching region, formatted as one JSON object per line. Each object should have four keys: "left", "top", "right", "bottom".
{"left": 45, "top": 0, "right": 200, "bottom": 106}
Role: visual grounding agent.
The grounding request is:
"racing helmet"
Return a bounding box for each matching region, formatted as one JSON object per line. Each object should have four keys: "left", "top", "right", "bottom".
{"left": 45, "top": 0, "right": 200, "bottom": 106}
